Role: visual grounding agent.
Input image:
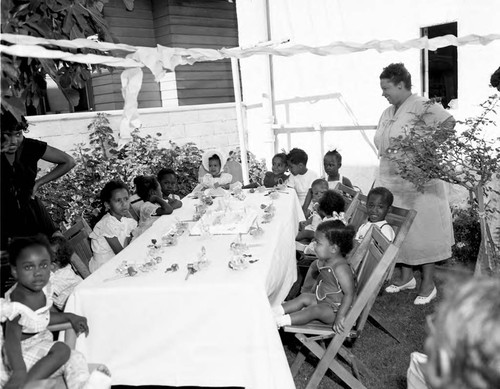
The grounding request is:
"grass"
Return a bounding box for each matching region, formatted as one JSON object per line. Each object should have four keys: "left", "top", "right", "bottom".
{"left": 282, "top": 262, "right": 473, "bottom": 389}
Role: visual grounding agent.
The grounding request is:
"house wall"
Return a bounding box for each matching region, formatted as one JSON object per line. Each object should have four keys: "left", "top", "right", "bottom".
{"left": 92, "top": 0, "right": 161, "bottom": 111}
{"left": 236, "top": 0, "right": 500, "bottom": 192}
{"left": 152, "top": 0, "right": 237, "bottom": 106}
{"left": 26, "top": 104, "right": 240, "bottom": 171}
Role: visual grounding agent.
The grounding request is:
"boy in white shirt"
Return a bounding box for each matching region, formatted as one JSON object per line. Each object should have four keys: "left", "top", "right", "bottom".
{"left": 355, "top": 187, "right": 396, "bottom": 242}
{"left": 286, "top": 148, "right": 318, "bottom": 213}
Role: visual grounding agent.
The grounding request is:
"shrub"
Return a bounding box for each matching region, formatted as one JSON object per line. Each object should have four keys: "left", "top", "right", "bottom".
{"left": 39, "top": 114, "right": 267, "bottom": 229}
{"left": 451, "top": 205, "right": 481, "bottom": 268}
{"left": 38, "top": 113, "right": 203, "bottom": 228}
{"left": 228, "top": 148, "right": 267, "bottom": 184}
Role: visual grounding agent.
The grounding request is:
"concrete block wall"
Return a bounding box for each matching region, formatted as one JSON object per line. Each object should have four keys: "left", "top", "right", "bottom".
{"left": 26, "top": 103, "right": 242, "bottom": 169}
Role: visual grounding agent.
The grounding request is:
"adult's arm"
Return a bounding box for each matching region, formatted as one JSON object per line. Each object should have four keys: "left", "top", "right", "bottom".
{"left": 33, "top": 145, "right": 76, "bottom": 196}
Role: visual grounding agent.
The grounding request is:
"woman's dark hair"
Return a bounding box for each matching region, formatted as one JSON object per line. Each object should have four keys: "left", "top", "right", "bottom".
{"left": 490, "top": 66, "right": 500, "bottom": 91}
{"left": 100, "top": 180, "right": 129, "bottom": 203}
{"left": 8, "top": 234, "right": 53, "bottom": 266}
{"left": 318, "top": 190, "right": 345, "bottom": 216}
{"left": 272, "top": 153, "right": 288, "bottom": 165}
{"left": 49, "top": 236, "right": 74, "bottom": 268}
{"left": 380, "top": 63, "right": 412, "bottom": 90}
{"left": 157, "top": 168, "right": 177, "bottom": 181}
{"left": 135, "top": 175, "right": 160, "bottom": 201}
{"left": 286, "top": 148, "right": 308, "bottom": 165}
{"left": 316, "top": 220, "right": 355, "bottom": 257}
{"left": 208, "top": 154, "right": 221, "bottom": 164}
{"left": 324, "top": 149, "right": 342, "bottom": 165}
{"left": 1, "top": 110, "right": 29, "bottom": 133}
{"left": 367, "top": 187, "right": 394, "bottom": 207}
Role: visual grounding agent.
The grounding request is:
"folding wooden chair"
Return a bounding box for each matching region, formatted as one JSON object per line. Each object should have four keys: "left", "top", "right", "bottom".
{"left": 284, "top": 226, "right": 400, "bottom": 389}
{"left": 345, "top": 195, "right": 417, "bottom": 278}
{"left": 63, "top": 218, "right": 93, "bottom": 279}
{"left": 332, "top": 182, "right": 360, "bottom": 210}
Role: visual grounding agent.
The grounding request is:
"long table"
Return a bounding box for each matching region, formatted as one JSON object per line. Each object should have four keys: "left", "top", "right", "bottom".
{"left": 65, "top": 189, "right": 302, "bottom": 388}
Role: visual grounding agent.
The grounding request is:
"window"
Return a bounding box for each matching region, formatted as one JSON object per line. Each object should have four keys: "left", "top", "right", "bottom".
{"left": 421, "top": 22, "right": 458, "bottom": 108}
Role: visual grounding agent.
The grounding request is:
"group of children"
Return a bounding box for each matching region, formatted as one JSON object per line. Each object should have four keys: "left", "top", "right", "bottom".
{"left": 263, "top": 147, "right": 398, "bottom": 330}
{"left": 0, "top": 146, "right": 399, "bottom": 387}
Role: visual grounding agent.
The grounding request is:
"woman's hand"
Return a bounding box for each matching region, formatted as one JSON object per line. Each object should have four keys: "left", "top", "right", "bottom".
{"left": 67, "top": 313, "right": 89, "bottom": 336}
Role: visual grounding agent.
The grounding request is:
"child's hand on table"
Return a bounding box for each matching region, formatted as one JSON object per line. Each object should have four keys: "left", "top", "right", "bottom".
{"left": 67, "top": 313, "right": 89, "bottom": 336}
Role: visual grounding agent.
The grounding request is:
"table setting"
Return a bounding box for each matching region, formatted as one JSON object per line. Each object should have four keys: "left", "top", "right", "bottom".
{"left": 65, "top": 187, "right": 303, "bottom": 388}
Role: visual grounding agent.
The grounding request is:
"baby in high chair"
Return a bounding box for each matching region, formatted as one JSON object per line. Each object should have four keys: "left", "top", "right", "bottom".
{"left": 274, "top": 220, "right": 356, "bottom": 332}
{"left": 197, "top": 149, "right": 232, "bottom": 191}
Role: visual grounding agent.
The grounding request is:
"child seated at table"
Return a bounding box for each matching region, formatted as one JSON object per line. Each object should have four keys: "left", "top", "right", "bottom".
{"left": 286, "top": 148, "right": 318, "bottom": 213}
{"left": 0, "top": 235, "right": 111, "bottom": 389}
{"left": 355, "top": 187, "right": 395, "bottom": 243}
{"left": 243, "top": 152, "right": 289, "bottom": 189}
{"left": 49, "top": 235, "right": 82, "bottom": 310}
{"left": 197, "top": 149, "right": 232, "bottom": 191}
{"left": 302, "top": 178, "right": 329, "bottom": 219}
{"left": 323, "top": 149, "right": 353, "bottom": 189}
{"left": 136, "top": 175, "right": 174, "bottom": 233}
{"left": 157, "top": 168, "right": 183, "bottom": 209}
{"left": 129, "top": 175, "right": 145, "bottom": 221}
{"left": 89, "top": 180, "right": 137, "bottom": 272}
{"left": 296, "top": 189, "right": 346, "bottom": 249}
{"left": 274, "top": 220, "right": 355, "bottom": 331}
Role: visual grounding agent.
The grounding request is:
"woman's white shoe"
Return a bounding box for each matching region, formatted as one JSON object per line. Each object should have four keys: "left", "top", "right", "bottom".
{"left": 413, "top": 286, "right": 437, "bottom": 305}
{"left": 385, "top": 277, "right": 417, "bottom": 293}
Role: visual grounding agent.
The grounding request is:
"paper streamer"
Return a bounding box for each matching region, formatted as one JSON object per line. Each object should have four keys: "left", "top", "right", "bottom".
{"left": 2, "top": 32, "right": 500, "bottom": 138}
{"left": 119, "top": 67, "right": 143, "bottom": 139}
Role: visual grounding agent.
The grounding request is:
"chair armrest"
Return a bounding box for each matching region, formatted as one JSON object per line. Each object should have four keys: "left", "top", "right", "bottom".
{"left": 47, "top": 322, "right": 77, "bottom": 349}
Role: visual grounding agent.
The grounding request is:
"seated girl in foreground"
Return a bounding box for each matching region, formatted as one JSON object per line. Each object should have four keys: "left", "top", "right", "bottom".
{"left": 274, "top": 220, "right": 356, "bottom": 331}
{"left": 89, "top": 181, "right": 137, "bottom": 272}
{"left": 136, "top": 175, "right": 174, "bottom": 233}
{"left": 197, "top": 150, "right": 232, "bottom": 190}
{"left": 0, "top": 235, "right": 110, "bottom": 389}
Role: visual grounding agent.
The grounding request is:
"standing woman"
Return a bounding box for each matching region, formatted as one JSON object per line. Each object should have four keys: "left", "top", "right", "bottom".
{"left": 374, "top": 63, "right": 455, "bottom": 305}
{"left": 1, "top": 111, "right": 76, "bottom": 250}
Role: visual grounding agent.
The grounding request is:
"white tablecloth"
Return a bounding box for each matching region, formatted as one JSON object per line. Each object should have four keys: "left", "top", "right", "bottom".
{"left": 65, "top": 189, "right": 303, "bottom": 388}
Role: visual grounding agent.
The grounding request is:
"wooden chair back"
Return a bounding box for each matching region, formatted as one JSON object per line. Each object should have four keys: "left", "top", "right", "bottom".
{"left": 285, "top": 226, "right": 400, "bottom": 388}
{"left": 63, "top": 218, "right": 93, "bottom": 279}
{"left": 332, "top": 182, "right": 359, "bottom": 211}
{"left": 345, "top": 194, "right": 417, "bottom": 276}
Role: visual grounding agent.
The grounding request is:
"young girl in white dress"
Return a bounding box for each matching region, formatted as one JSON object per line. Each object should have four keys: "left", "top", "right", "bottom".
{"left": 89, "top": 181, "right": 137, "bottom": 272}
{"left": 0, "top": 235, "right": 111, "bottom": 389}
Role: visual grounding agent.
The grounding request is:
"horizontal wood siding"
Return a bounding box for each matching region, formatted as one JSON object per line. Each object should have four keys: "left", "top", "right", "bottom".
{"left": 96, "top": 0, "right": 161, "bottom": 110}
{"left": 152, "top": 0, "right": 237, "bottom": 106}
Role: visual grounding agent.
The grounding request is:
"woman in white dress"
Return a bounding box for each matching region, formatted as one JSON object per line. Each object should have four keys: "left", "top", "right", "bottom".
{"left": 375, "top": 63, "right": 455, "bottom": 305}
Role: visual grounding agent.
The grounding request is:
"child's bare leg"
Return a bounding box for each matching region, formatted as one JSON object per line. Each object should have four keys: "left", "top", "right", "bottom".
{"left": 290, "top": 304, "right": 335, "bottom": 326}
{"left": 25, "top": 342, "right": 70, "bottom": 382}
{"left": 282, "top": 293, "right": 316, "bottom": 314}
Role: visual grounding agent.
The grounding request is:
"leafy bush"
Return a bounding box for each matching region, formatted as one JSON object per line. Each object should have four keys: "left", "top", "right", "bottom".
{"left": 228, "top": 148, "right": 267, "bottom": 184}
{"left": 451, "top": 205, "right": 481, "bottom": 268}
{"left": 38, "top": 113, "right": 203, "bottom": 228}
{"left": 39, "top": 113, "right": 268, "bottom": 229}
